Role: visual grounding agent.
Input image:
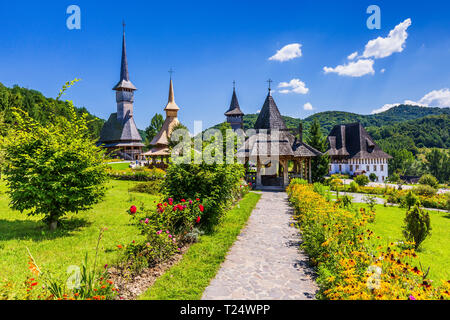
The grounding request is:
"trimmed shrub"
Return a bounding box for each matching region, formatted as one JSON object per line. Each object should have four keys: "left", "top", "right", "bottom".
{"left": 418, "top": 174, "right": 439, "bottom": 188}
{"left": 403, "top": 205, "right": 432, "bottom": 250}
{"left": 354, "top": 174, "right": 370, "bottom": 186}
{"left": 414, "top": 185, "right": 437, "bottom": 197}
{"left": 349, "top": 181, "right": 359, "bottom": 192}
{"left": 369, "top": 173, "right": 377, "bottom": 182}
{"left": 163, "top": 163, "right": 245, "bottom": 230}
{"left": 128, "top": 180, "right": 163, "bottom": 195}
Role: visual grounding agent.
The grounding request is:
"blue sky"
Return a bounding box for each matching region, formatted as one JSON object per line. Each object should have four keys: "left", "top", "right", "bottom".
{"left": 1, "top": 0, "right": 449, "bottom": 131}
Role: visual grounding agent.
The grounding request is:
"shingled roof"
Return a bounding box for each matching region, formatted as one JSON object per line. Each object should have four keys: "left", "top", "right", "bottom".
{"left": 98, "top": 113, "right": 144, "bottom": 147}
{"left": 238, "top": 92, "right": 322, "bottom": 159}
{"left": 224, "top": 88, "right": 244, "bottom": 116}
{"left": 254, "top": 91, "right": 288, "bottom": 130}
{"left": 327, "top": 123, "right": 392, "bottom": 159}
{"left": 238, "top": 131, "right": 322, "bottom": 158}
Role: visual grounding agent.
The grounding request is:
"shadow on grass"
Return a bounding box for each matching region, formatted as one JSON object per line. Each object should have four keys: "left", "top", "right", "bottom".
{"left": 0, "top": 217, "right": 91, "bottom": 242}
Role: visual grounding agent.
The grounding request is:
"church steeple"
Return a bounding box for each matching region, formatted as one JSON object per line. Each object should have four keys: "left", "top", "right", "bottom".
{"left": 114, "top": 23, "right": 137, "bottom": 122}
{"left": 225, "top": 81, "right": 244, "bottom": 130}
{"left": 113, "top": 22, "right": 137, "bottom": 92}
{"left": 164, "top": 76, "right": 180, "bottom": 117}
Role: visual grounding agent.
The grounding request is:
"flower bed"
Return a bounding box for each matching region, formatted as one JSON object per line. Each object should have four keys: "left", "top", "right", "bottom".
{"left": 287, "top": 183, "right": 450, "bottom": 300}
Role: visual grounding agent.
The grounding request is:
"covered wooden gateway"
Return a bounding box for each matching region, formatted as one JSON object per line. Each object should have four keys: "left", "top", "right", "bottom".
{"left": 238, "top": 89, "right": 322, "bottom": 188}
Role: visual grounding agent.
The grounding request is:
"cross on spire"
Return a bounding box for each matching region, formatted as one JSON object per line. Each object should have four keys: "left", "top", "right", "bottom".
{"left": 267, "top": 78, "right": 273, "bottom": 92}
{"left": 122, "top": 20, "right": 126, "bottom": 33}
{"left": 232, "top": 80, "right": 236, "bottom": 90}
{"left": 168, "top": 67, "right": 174, "bottom": 79}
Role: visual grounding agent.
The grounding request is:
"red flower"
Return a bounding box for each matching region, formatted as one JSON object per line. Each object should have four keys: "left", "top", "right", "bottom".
{"left": 117, "top": 245, "right": 123, "bottom": 249}
{"left": 196, "top": 198, "right": 200, "bottom": 201}
{"left": 181, "top": 199, "right": 186, "bottom": 202}
{"left": 196, "top": 216, "right": 201, "bottom": 223}
{"left": 199, "top": 204, "right": 204, "bottom": 212}
{"left": 130, "top": 205, "right": 137, "bottom": 214}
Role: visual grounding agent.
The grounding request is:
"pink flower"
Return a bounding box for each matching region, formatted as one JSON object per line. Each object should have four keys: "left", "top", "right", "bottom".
{"left": 189, "top": 200, "right": 193, "bottom": 205}
{"left": 144, "top": 218, "right": 149, "bottom": 224}
{"left": 168, "top": 235, "right": 172, "bottom": 238}
{"left": 166, "top": 230, "right": 170, "bottom": 234}
{"left": 408, "top": 295, "right": 416, "bottom": 300}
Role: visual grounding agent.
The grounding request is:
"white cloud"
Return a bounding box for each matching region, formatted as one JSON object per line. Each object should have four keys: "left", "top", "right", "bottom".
{"left": 303, "top": 102, "right": 314, "bottom": 111}
{"left": 363, "top": 18, "right": 412, "bottom": 59}
{"left": 269, "top": 43, "right": 302, "bottom": 62}
{"left": 277, "top": 78, "right": 309, "bottom": 94}
{"left": 418, "top": 89, "right": 450, "bottom": 107}
{"left": 256, "top": 109, "right": 261, "bottom": 114}
{"left": 323, "top": 59, "right": 375, "bottom": 77}
{"left": 371, "top": 88, "right": 450, "bottom": 114}
{"left": 347, "top": 51, "right": 358, "bottom": 60}
{"left": 380, "top": 68, "right": 386, "bottom": 73}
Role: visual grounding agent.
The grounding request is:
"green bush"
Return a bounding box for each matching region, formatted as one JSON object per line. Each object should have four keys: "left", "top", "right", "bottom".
{"left": 291, "top": 178, "right": 308, "bottom": 186}
{"left": 354, "top": 175, "right": 370, "bottom": 186}
{"left": 313, "top": 182, "right": 327, "bottom": 196}
{"left": 369, "top": 173, "right": 377, "bottom": 182}
{"left": 401, "top": 190, "right": 419, "bottom": 210}
{"left": 349, "top": 181, "right": 359, "bottom": 192}
{"left": 403, "top": 205, "right": 432, "bottom": 250}
{"left": 414, "top": 185, "right": 437, "bottom": 197}
{"left": 163, "top": 163, "right": 245, "bottom": 230}
{"left": 418, "top": 174, "right": 439, "bottom": 188}
{"left": 128, "top": 180, "right": 163, "bottom": 195}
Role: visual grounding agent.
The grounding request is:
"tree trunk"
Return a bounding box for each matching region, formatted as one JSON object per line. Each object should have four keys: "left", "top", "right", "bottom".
{"left": 49, "top": 220, "right": 58, "bottom": 230}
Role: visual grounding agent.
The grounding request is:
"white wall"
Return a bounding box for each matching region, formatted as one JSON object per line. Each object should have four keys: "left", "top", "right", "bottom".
{"left": 329, "top": 158, "right": 389, "bottom": 182}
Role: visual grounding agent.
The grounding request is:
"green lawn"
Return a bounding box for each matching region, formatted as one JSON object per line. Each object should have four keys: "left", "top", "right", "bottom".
{"left": 107, "top": 162, "right": 131, "bottom": 170}
{"left": 0, "top": 179, "right": 159, "bottom": 295}
{"left": 139, "top": 192, "right": 262, "bottom": 300}
{"left": 357, "top": 203, "right": 450, "bottom": 283}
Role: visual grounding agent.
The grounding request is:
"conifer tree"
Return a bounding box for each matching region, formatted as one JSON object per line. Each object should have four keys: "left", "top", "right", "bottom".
{"left": 306, "top": 119, "right": 330, "bottom": 182}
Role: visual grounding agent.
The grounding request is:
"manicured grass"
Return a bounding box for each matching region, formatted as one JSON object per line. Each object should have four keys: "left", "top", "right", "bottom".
{"left": 0, "top": 179, "right": 159, "bottom": 295}
{"left": 356, "top": 203, "right": 450, "bottom": 283}
{"left": 138, "top": 192, "right": 262, "bottom": 300}
{"left": 107, "top": 162, "right": 131, "bottom": 170}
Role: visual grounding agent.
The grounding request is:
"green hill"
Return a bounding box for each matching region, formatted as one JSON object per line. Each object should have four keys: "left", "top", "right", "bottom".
{"left": 213, "top": 105, "right": 449, "bottom": 154}
{"left": 0, "top": 82, "right": 104, "bottom": 139}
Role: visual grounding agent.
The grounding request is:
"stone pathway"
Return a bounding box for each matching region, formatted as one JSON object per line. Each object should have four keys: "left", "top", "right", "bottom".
{"left": 202, "top": 191, "right": 318, "bottom": 300}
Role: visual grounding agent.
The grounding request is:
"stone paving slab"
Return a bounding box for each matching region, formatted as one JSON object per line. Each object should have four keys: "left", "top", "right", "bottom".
{"left": 202, "top": 191, "right": 318, "bottom": 300}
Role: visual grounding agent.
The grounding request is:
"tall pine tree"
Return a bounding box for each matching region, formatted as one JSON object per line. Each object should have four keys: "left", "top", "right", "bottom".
{"left": 306, "top": 119, "right": 330, "bottom": 182}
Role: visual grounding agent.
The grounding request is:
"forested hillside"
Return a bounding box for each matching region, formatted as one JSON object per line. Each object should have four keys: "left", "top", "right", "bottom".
{"left": 0, "top": 83, "right": 104, "bottom": 138}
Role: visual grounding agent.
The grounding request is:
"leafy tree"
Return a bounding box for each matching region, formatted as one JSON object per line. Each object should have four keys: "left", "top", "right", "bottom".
{"left": 418, "top": 174, "right": 439, "bottom": 188}
{"left": 354, "top": 174, "right": 369, "bottom": 186}
{"left": 144, "top": 113, "right": 164, "bottom": 147}
{"left": 0, "top": 111, "right": 7, "bottom": 179}
{"left": 387, "top": 148, "right": 415, "bottom": 176}
{"left": 369, "top": 173, "right": 377, "bottom": 182}
{"left": 2, "top": 80, "right": 109, "bottom": 230}
{"left": 424, "top": 148, "right": 449, "bottom": 183}
{"left": 306, "top": 119, "right": 330, "bottom": 182}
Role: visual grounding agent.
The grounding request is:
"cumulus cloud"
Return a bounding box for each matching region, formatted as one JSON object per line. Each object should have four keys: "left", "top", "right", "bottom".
{"left": 363, "top": 18, "right": 412, "bottom": 59}
{"left": 419, "top": 88, "right": 450, "bottom": 107}
{"left": 303, "top": 102, "right": 314, "bottom": 111}
{"left": 323, "top": 59, "right": 375, "bottom": 77}
{"left": 371, "top": 88, "right": 450, "bottom": 114}
{"left": 277, "top": 78, "right": 309, "bottom": 94}
{"left": 269, "top": 43, "right": 302, "bottom": 62}
{"left": 380, "top": 68, "right": 386, "bottom": 73}
{"left": 347, "top": 51, "right": 358, "bottom": 60}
